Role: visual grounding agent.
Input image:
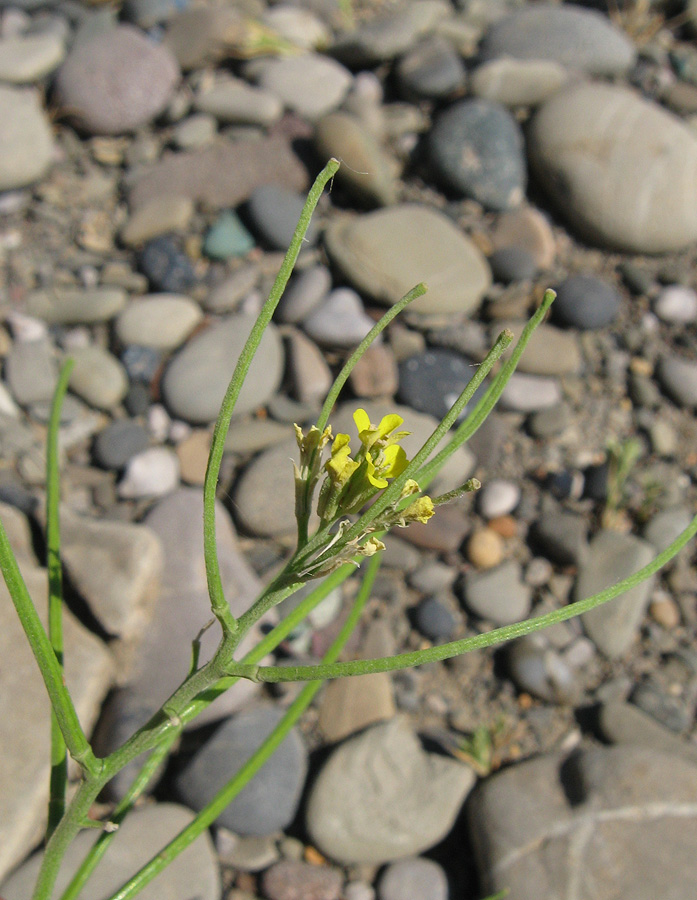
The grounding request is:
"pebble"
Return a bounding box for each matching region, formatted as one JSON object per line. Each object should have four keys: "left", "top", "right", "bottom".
{"left": 577, "top": 530, "right": 656, "bottom": 658}
{"left": 171, "top": 113, "right": 217, "bottom": 150}
{"left": 162, "top": 6, "right": 242, "bottom": 70}
{"left": 140, "top": 235, "right": 196, "bottom": 293}
{"left": 261, "top": 6, "right": 330, "bottom": 51}
{"left": 489, "top": 205, "right": 556, "bottom": 270}
{"left": 204, "top": 264, "right": 259, "bottom": 314}
{"left": 377, "top": 857, "right": 448, "bottom": 900}
{"left": 285, "top": 328, "right": 332, "bottom": 406}
{"left": 5, "top": 337, "right": 57, "bottom": 406}
{"left": 654, "top": 285, "right": 697, "bottom": 323}
{"left": 302, "top": 288, "right": 375, "bottom": 349}
{"left": 656, "top": 355, "right": 697, "bottom": 408}
{"left": 460, "top": 560, "right": 532, "bottom": 625}
{"left": 175, "top": 704, "right": 308, "bottom": 835}
{"left": 115, "top": 294, "right": 202, "bottom": 350}
{"left": 395, "top": 35, "right": 466, "bottom": 100}
{"left": 123, "top": 0, "right": 181, "bottom": 29}
{"left": 597, "top": 700, "right": 697, "bottom": 766}
{"left": 120, "top": 195, "right": 194, "bottom": 247}
{"left": 203, "top": 210, "right": 255, "bottom": 260}
{"left": 216, "top": 831, "right": 279, "bottom": 872}
{"left": 69, "top": 345, "right": 128, "bottom": 410}
{"left": 0, "top": 803, "right": 220, "bottom": 900}
{"left": 0, "top": 85, "right": 54, "bottom": 190}
{"left": 488, "top": 246, "right": 537, "bottom": 284}
{"left": 261, "top": 861, "right": 342, "bottom": 900}
{"left": 175, "top": 428, "right": 210, "bottom": 485}
{"left": 413, "top": 594, "right": 458, "bottom": 641}
{"left": 93, "top": 419, "right": 150, "bottom": 469}
{"left": 117, "top": 446, "right": 179, "bottom": 499}
{"left": 553, "top": 274, "right": 620, "bottom": 330}
{"left": 631, "top": 680, "right": 691, "bottom": 734}
{"left": 0, "top": 32, "right": 65, "bottom": 83}
{"left": 466, "top": 528, "right": 504, "bottom": 570}
{"left": 246, "top": 184, "right": 318, "bottom": 250}
{"left": 643, "top": 507, "right": 693, "bottom": 554}
{"left": 349, "top": 343, "right": 399, "bottom": 399}
{"left": 479, "top": 4, "right": 636, "bottom": 76}
{"left": 325, "top": 204, "right": 491, "bottom": 318}
{"left": 233, "top": 437, "right": 300, "bottom": 537}
{"left": 498, "top": 373, "right": 562, "bottom": 412}
{"left": 314, "top": 111, "right": 397, "bottom": 206}
{"left": 276, "top": 265, "right": 331, "bottom": 324}
{"left": 529, "top": 82, "right": 697, "bottom": 253}
{"left": 54, "top": 25, "right": 179, "bottom": 135}
{"left": 26, "top": 287, "right": 127, "bottom": 325}
{"left": 428, "top": 99, "right": 526, "bottom": 211}
{"left": 397, "top": 349, "right": 486, "bottom": 420}
{"left": 501, "top": 321, "right": 582, "bottom": 376}
{"left": 306, "top": 716, "right": 475, "bottom": 864}
{"left": 478, "top": 479, "right": 520, "bottom": 519}
{"left": 508, "top": 633, "right": 577, "bottom": 704}
{"left": 532, "top": 509, "right": 588, "bottom": 567}
{"left": 256, "top": 53, "right": 353, "bottom": 120}
{"left": 162, "top": 313, "right": 283, "bottom": 423}
{"left": 470, "top": 57, "right": 568, "bottom": 107}
{"left": 193, "top": 76, "right": 282, "bottom": 126}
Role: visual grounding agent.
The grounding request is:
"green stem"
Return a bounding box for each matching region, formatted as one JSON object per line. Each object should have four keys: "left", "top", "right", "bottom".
{"left": 229, "top": 511, "right": 697, "bottom": 683}
{"left": 201, "top": 157, "right": 340, "bottom": 638}
{"left": 102, "top": 554, "right": 381, "bottom": 900}
{"left": 46, "top": 360, "right": 74, "bottom": 839}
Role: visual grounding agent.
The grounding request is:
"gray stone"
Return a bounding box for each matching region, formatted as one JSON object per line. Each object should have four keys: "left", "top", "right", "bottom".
{"left": 529, "top": 83, "right": 697, "bottom": 253}
{"left": 488, "top": 246, "right": 537, "bottom": 284}
{"left": 395, "top": 35, "right": 466, "bottom": 100}
{"left": 470, "top": 57, "right": 568, "bottom": 107}
{"left": 262, "top": 860, "right": 342, "bottom": 900}
{"left": 233, "top": 437, "right": 302, "bottom": 537}
{"left": 25, "top": 287, "right": 127, "bottom": 324}
{"left": 499, "top": 321, "right": 582, "bottom": 375}
{"left": 175, "top": 705, "right": 308, "bottom": 835}
{"left": 576, "top": 530, "right": 656, "bottom": 658}
{"left": 162, "top": 313, "right": 283, "bottom": 424}
{"left": 171, "top": 113, "right": 216, "bottom": 150}
{"left": 654, "top": 285, "right": 697, "bottom": 323}
{"left": 0, "top": 532, "right": 113, "bottom": 881}
{"left": 0, "top": 32, "right": 65, "bottom": 83}
{"left": 257, "top": 53, "right": 352, "bottom": 120}
{"left": 468, "top": 745, "right": 697, "bottom": 900}
{"left": 324, "top": 205, "right": 491, "bottom": 316}
{"left": 413, "top": 594, "right": 457, "bottom": 641}
{"left": 306, "top": 716, "right": 475, "bottom": 864}
{"left": 480, "top": 4, "right": 636, "bottom": 76}
{"left": 498, "top": 373, "right": 562, "bottom": 412}
{"left": 656, "top": 356, "right": 697, "bottom": 408}
{"left": 203, "top": 211, "right": 255, "bottom": 260}
{"left": 507, "top": 633, "right": 577, "bottom": 704}
{"left": 247, "top": 184, "right": 318, "bottom": 250}
{"left": 5, "top": 338, "right": 57, "bottom": 406}
{"left": 397, "top": 348, "right": 486, "bottom": 422}
{"left": 69, "top": 345, "right": 129, "bottom": 410}
{"left": 115, "top": 294, "right": 202, "bottom": 350}
{"left": 303, "top": 288, "right": 374, "bottom": 349}
{"left": 93, "top": 418, "right": 150, "bottom": 469}
{"left": 0, "top": 85, "right": 53, "bottom": 190}
{"left": 204, "top": 264, "right": 259, "bottom": 314}
{"left": 478, "top": 479, "right": 520, "bottom": 519}
{"left": 532, "top": 510, "right": 588, "bottom": 566}
{"left": 285, "top": 328, "right": 332, "bottom": 406}
{"left": 428, "top": 99, "right": 526, "bottom": 210}
{"left": 194, "top": 75, "right": 282, "bottom": 126}
{"left": 597, "top": 700, "right": 697, "bottom": 766}
{"left": 643, "top": 507, "right": 693, "bottom": 554}
{"left": 378, "top": 857, "right": 448, "bottom": 900}
{"left": 1, "top": 803, "right": 220, "bottom": 900}
{"left": 261, "top": 6, "right": 330, "bottom": 51}
{"left": 55, "top": 25, "right": 179, "bottom": 135}
{"left": 276, "top": 265, "right": 331, "bottom": 324}
{"left": 553, "top": 274, "right": 620, "bottom": 330}
{"left": 461, "top": 559, "right": 532, "bottom": 625}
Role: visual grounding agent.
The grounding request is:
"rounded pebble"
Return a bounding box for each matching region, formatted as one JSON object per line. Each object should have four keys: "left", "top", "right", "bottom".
{"left": 117, "top": 446, "right": 180, "bottom": 498}
{"left": 654, "top": 285, "right": 697, "bottom": 323}
{"left": 554, "top": 275, "right": 620, "bottom": 330}
{"left": 478, "top": 479, "right": 521, "bottom": 519}
{"left": 467, "top": 528, "right": 504, "bottom": 570}
{"left": 115, "top": 295, "right": 202, "bottom": 350}
{"left": 93, "top": 419, "right": 150, "bottom": 469}
{"left": 0, "top": 85, "right": 54, "bottom": 190}
{"left": 378, "top": 857, "right": 448, "bottom": 900}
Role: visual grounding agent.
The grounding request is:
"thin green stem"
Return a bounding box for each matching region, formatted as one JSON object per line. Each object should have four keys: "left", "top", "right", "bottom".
{"left": 229, "top": 511, "right": 697, "bottom": 683}
{"left": 202, "top": 157, "right": 340, "bottom": 638}
{"left": 102, "top": 554, "right": 381, "bottom": 900}
{"left": 46, "top": 359, "right": 74, "bottom": 840}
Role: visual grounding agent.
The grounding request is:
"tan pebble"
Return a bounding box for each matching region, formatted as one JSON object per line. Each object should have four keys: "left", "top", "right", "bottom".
{"left": 488, "top": 515, "right": 517, "bottom": 538}
{"left": 649, "top": 596, "right": 681, "bottom": 629}
{"left": 176, "top": 429, "right": 211, "bottom": 485}
{"left": 467, "top": 528, "right": 504, "bottom": 569}
{"left": 349, "top": 343, "right": 398, "bottom": 397}
{"left": 629, "top": 356, "right": 653, "bottom": 377}
{"left": 490, "top": 205, "right": 556, "bottom": 269}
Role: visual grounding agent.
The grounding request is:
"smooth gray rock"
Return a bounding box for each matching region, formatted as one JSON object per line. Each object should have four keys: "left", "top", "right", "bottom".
{"left": 256, "top": 53, "right": 352, "bottom": 120}
{"left": 378, "top": 857, "right": 448, "bottom": 900}
{"left": 324, "top": 205, "right": 491, "bottom": 316}
{"left": 1, "top": 803, "right": 220, "bottom": 900}
{"left": 69, "top": 345, "right": 129, "bottom": 410}
{"left": 26, "top": 287, "right": 127, "bottom": 324}
{"left": 533, "top": 510, "right": 588, "bottom": 566}
{"left": 175, "top": 705, "right": 308, "bottom": 835}
{"left": 468, "top": 745, "right": 697, "bottom": 900}
{"left": 117, "top": 446, "right": 180, "bottom": 499}
{"left": 499, "top": 321, "right": 582, "bottom": 375}
{"left": 262, "top": 861, "right": 343, "bottom": 900}
{"left": 576, "top": 530, "right": 656, "bottom": 658}
{"left": 507, "top": 633, "right": 577, "bottom": 704}
{"left": 498, "top": 373, "right": 562, "bottom": 412}
{"left": 461, "top": 560, "right": 532, "bottom": 625}
{"left": 643, "top": 507, "right": 693, "bottom": 554}
{"left": 0, "top": 32, "right": 65, "bottom": 83}
{"left": 93, "top": 418, "right": 150, "bottom": 469}
{"left": 276, "top": 265, "right": 331, "bottom": 324}
{"left": 553, "top": 274, "right": 620, "bottom": 330}
{"left": 529, "top": 83, "right": 697, "bottom": 253}
{"left": 0, "top": 85, "right": 53, "bottom": 190}
{"left": 115, "top": 294, "right": 202, "bottom": 350}
{"left": 247, "top": 184, "right": 318, "bottom": 250}
{"left": 5, "top": 338, "right": 57, "bottom": 406}
{"left": 162, "top": 313, "right": 283, "bottom": 423}
{"left": 480, "top": 4, "right": 636, "bottom": 75}
{"left": 306, "top": 716, "right": 475, "bottom": 864}
{"left": 193, "top": 76, "right": 282, "bottom": 126}
{"left": 395, "top": 35, "right": 466, "bottom": 100}
{"left": 597, "top": 699, "right": 697, "bottom": 766}
{"left": 303, "top": 288, "right": 374, "bottom": 349}
{"left": 54, "top": 24, "right": 179, "bottom": 134}
{"left": 233, "top": 437, "right": 306, "bottom": 538}
{"left": 656, "top": 356, "right": 697, "bottom": 408}
{"left": 470, "top": 57, "right": 568, "bottom": 107}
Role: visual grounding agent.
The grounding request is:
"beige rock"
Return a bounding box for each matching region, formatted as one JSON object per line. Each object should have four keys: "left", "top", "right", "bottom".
{"left": 120, "top": 195, "right": 194, "bottom": 246}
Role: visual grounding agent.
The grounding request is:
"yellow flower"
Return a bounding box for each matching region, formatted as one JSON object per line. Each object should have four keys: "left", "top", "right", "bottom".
{"left": 324, "top": 433, "right": 359, "bottom": 487}
{"left": 401, "top": 495, "right": 435, "bottom": 524}
{"left": 365, "top": 444, "right": 409, "bottom": 488}
{"left": 353, "top": 409, "right": 410, "bottom": 453}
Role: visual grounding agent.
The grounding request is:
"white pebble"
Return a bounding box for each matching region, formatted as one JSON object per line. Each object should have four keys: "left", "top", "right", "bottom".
{"left": 478, "top": 478, "right": 521, "bottom": 518}
{"left": 6, "top": 310, "right": 47, "bottom": 342}
{"left": 654, "top": 285, "right": 697, "bottom": 323}
{"left": 118, "top": 447, "right": 180, "bottom": 499}
{"left": 147, "top": 403, "right": 171, "bottom": 443}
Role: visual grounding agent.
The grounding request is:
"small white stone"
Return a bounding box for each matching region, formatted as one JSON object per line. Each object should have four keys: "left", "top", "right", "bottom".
{"left": 147, "top": 404, "right": 171, "bottom": 443}
{"left": 654, "top": 285, "right": 697, "bottom": 323}
{"left": 118, "top": 447, "right": 180, "bottom": 499}
{"left": 478, "top": 478, "right": 521, "bottom": 519}
{"left": 5, "top": 310, "right": 47, "bottom": 342}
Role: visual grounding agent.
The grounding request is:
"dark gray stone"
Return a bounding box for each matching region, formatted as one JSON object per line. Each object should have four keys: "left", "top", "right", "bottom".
{"left": 246, "top": 184, "right": 318, "bottom": 250}
{"left": 398, "top": 348, "right": 487, "bottom": 420}
{"left": 554, "top": 274, "right": 620, "bottom": 330}
{"left": 93, "top": 419, "right": 150, "bottom": 469}
{"left": 395, "top": 35, "right": 466, "bottom": 100}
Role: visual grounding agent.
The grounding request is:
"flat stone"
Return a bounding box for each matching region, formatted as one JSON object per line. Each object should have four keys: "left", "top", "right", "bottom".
{"left": 0, "top": 530, "right": 113, "bottom": 882}
{"left": 656, "top": 356, "right": 697, "bottom": 408}
{"left": 395, "top": 35, "right": 466, "bottom": 100}
{"left": 204, "top": 211, "right": 255, "bottom": 260}
{"left": 120, "top": 195, "right": 194, "bottom": 246}
{"left": 553, "top": 274, "right": 621, "bottom": 330}
{"left": 654, "top": 284, "right": 697, "bottom": 323}
{"left": 303, "top": 288, "right": 375, "bottom": 349}
{"left": 139, "top": 235, "right": 195, "bottom": 293}
{"left": 468, "top": 745, "right": 697, "bottom": 900}
{"left": 499, "top": 373, "right": 562, "bottom": 412}
{"left": 428, "top": 98, "right": 526, "bottom": 210}
{"left": 93, "top": 418, "right": 150, "bottom": 469}
{"left": 461, "top": 559, "right": 532, "bottom": 625}
{"left": 233, "top": 437, "right": 302, "bottom": 537}
{"left": 162, "top": 6, "right": 245, "bottom": 70}
{"left": 5, "top": 337, "right": 57, "bottom": 406}
{"left": 490, "top": 205, "right": 556, "bottom": 270}
{"left": 115, "top": 294, "right": 202, "bottom": 350}
{"left": 532, "top": 510, "right": 588, "bottom": 566}
{"left": 499, "top": 320, "right": 582, "bottom": 375}
{"left": 262, "top": 6, "right": 331, "bottom": 51}
{"left": 162, "top": 313, "right": 283, "bottom": 423}
{"left": 194, "top": 75, "right": 282, "bottom": 126}
{"left": 479, "top": 4, "right": 636, "bottom": 76}
{"left": 528, "top": 82, "right": 697, "bottom": 253}
{"left": 349, "top": 343, "right": 399, "bottom": 399}
{"left": 175, "top": 704, "right": 308, "bottom": 835}
{"left": 256, "top": 53, "right": 352, "bottom": 120}
{"left": 276, "top": 265, "right": 331, "bottom": 324}
{"left": 306, "top": 716, "right": 475, "bottom": 864}
{"left": 129, "top": 137, "right": 308, "bottom": 212}
{"left": 0, "top": 85, "right": 53, "bottom": 190}
{"left": 324, "top": 205, "right": 491, "bottom": 316}
{"left": 54, "top": 25, "right": 179, "bottom": 135}
{"left": 25, "top": 287, "right": 127, "bottom": 324}
{"left": 69, "top": 345, "right": 129, "bottom": 410}
{"left": 171, "top": 112, "right": 217, "bottom": 150}
{"left": 507, "top": 633, "right": 577, "bottom": 704}
{"left": 597, "top": 699, "right": 697, "bottom": 766}
{"left": 247, "top": 183, "right": 318, "bottom": 251}
{"left": 576, "top": 530, "right": 656, "bottom": 658}
{"left": 0, "top": 32, "right": 65, "bottom": 83}
{"left": 1, "top": 803, "right": 220, "bottom": 900}
{"left": 285, "top": 328, "right": 332, "bottom": 406}
{"left": 470, "top": 57, "right": 568, "bottom": 107}
{"left": 204, "top": 264, "right": 260, "bottom": 314}
{"left": 262, "top": 861, "right": 342, "bottom": 900}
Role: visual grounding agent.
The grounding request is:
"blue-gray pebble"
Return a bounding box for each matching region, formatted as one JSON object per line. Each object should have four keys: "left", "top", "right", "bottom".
{"left": 204, "top": 211, "right": 255, "bottom": 260}
{"left": 413, "top": 595, "right": 457, "bottom": 641}
{"left": 246, "top": 184, "right": 318, "bottom": 250}
{"left": 395, "top": 35, "right": 466, "bottom": 100}
{"left": 140, "top": 236, "right": 195, "bottom": 293}
{"left": 428, "top": 98, "right": 526, "bottom": 210}
{"left": 93, "top": 419, "right": 150, "bottom": 469}
{"left": 489, "top": 246, "right": 537, "bottom": 284}
{"left": 398, "top": 348, "right": 487, "bottom": 420}
{"left": 554, "top": 274, "right": 620, "bottom": 329}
